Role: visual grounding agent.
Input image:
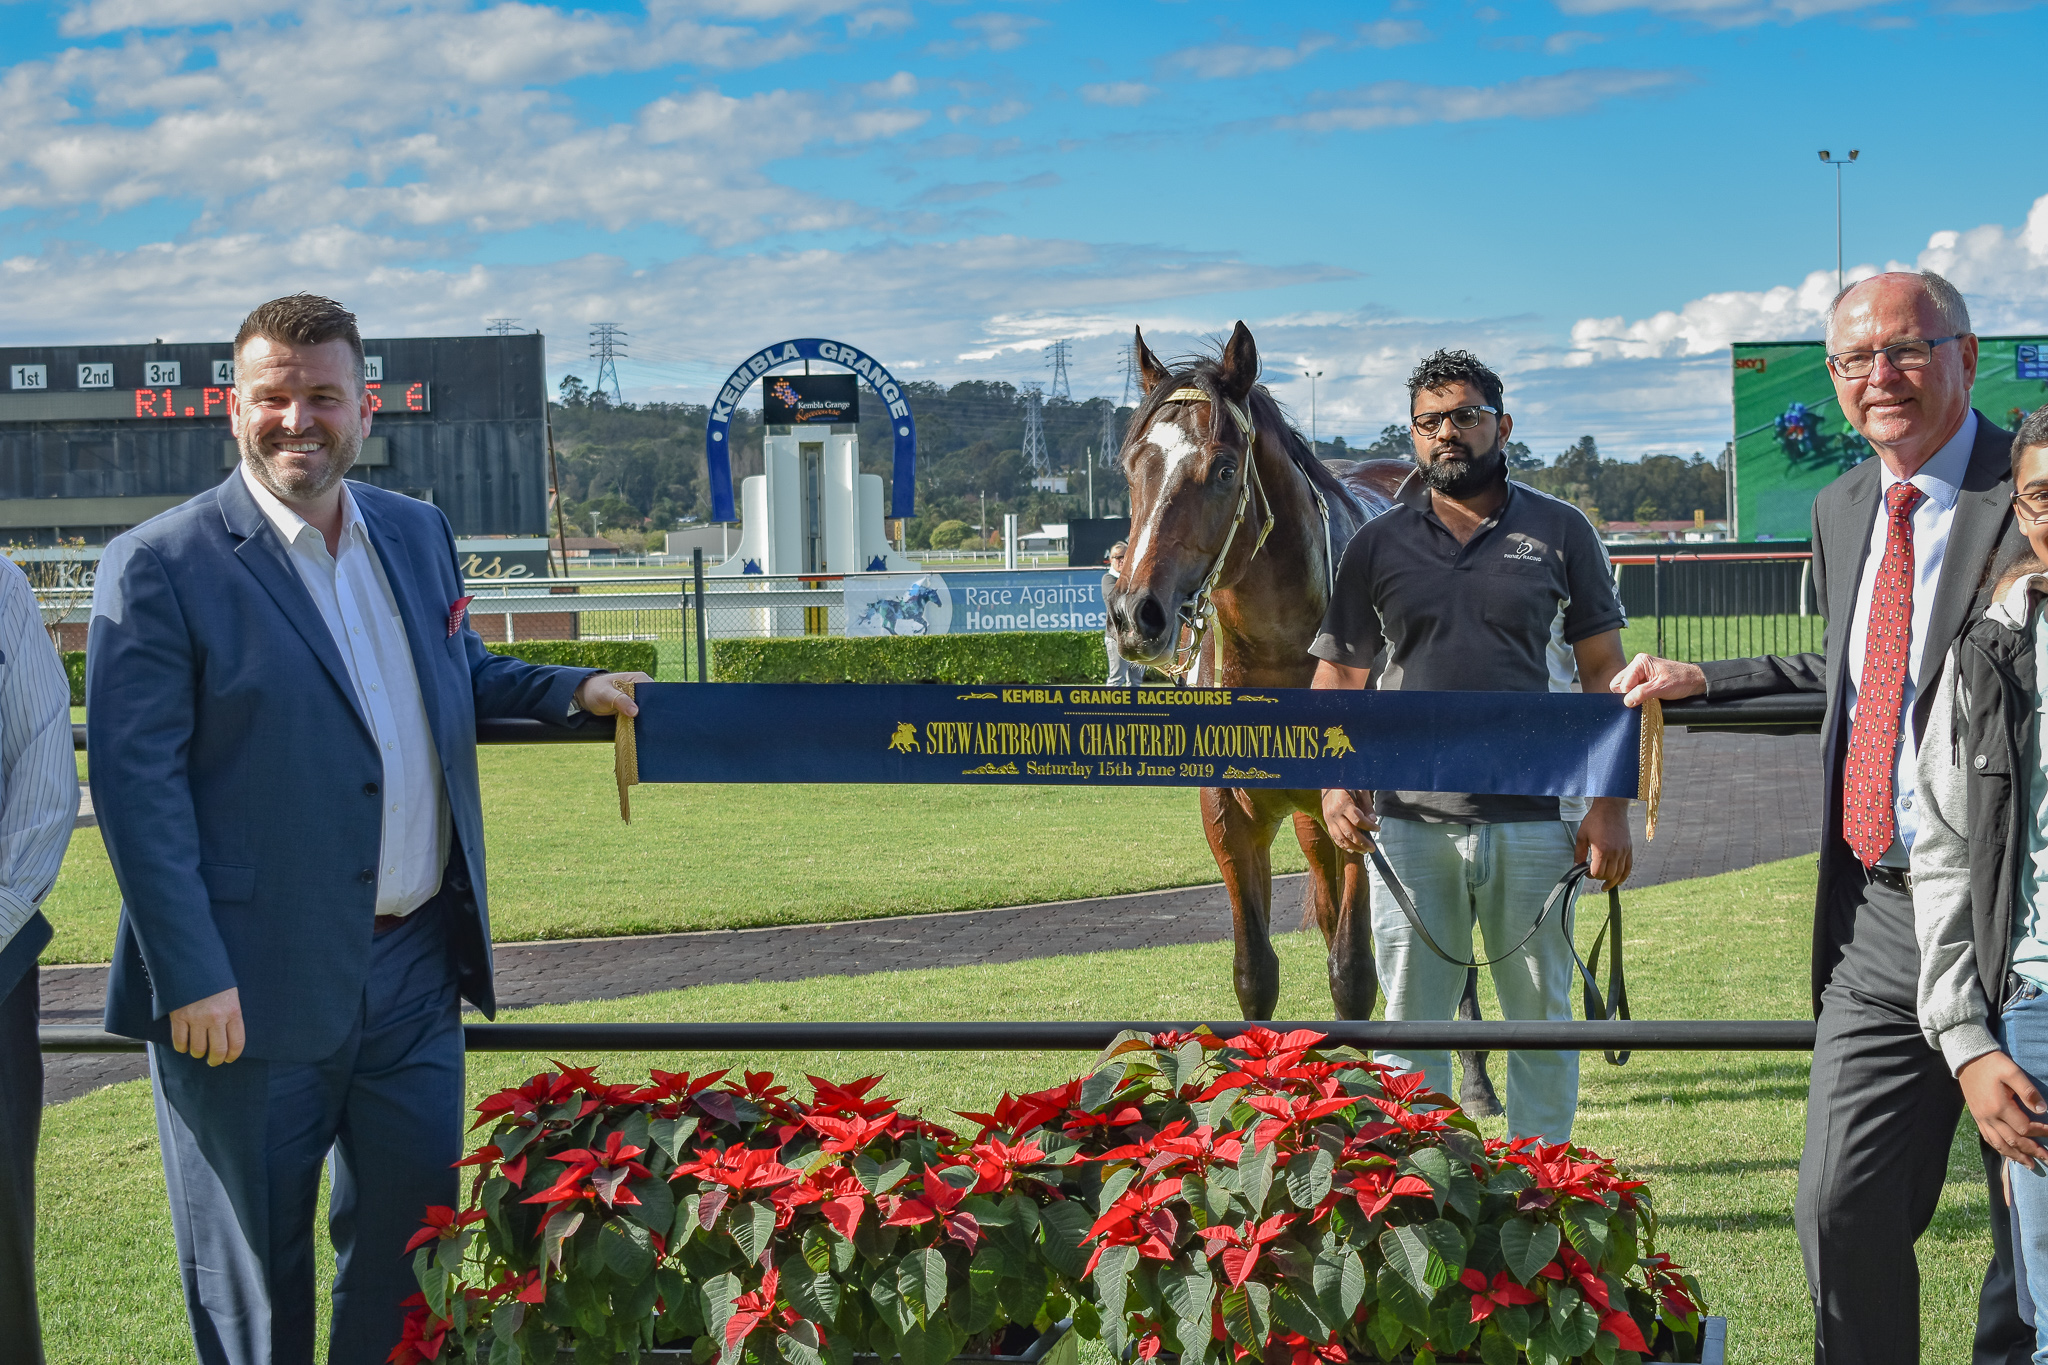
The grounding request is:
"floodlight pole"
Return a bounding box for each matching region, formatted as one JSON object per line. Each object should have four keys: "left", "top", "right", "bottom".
{"left": 1303, "top": 370, "right": 1323, "bottom": 451}
{"left": 1817, "top": 149, "right": 1860, "bottom": 296}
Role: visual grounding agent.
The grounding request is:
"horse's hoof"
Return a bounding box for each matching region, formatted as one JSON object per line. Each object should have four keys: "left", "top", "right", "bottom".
{"left": 1457, "top": 1051, "right": 1504, "bottom": 1118}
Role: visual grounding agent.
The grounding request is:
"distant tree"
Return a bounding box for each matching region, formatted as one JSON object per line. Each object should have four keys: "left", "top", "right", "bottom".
{"left": 1359, "top": 424, "right": 1415, "bottom": 459}
{"left": 1505, "top": 439, "right": 1541, "bottom": 470}
{"left": 1634, "top": 501, "right": 1662, "bottom": 524}
{"left": 557, "top": 374, "right": 590, "bottom": 409}
{"left": 928, "top": 520, "right": 972, "bottom": 549}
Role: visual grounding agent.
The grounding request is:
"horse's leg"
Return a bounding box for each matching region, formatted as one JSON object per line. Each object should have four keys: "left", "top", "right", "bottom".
{"left": 1456, "top": 968, "right": 1503, "bottom": 1118}
{"left": 1202, "top": 786, "right": 1287, "bottom": 1020}
{"left": 1290, "top": 809, "right": 1375, "bottom": 1020}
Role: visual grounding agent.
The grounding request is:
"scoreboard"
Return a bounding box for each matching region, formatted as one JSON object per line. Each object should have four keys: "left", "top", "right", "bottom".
{"left": 0, "top": 333, "right": 547, "bottom": 545}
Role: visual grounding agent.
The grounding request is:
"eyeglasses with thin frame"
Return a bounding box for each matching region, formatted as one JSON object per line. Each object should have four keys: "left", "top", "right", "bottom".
{"left": 1410, "top": 404, "right": 1500, "bottom": 435}
{"left": 2013, "top": 488, "right": 2048, "bottom": 524}
{"left": 1825, "top": 336, "right": 1962, "bottom": 380}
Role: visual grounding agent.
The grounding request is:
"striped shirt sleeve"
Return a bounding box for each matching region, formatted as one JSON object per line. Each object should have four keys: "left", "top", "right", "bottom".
{"left": 0, "top": 559, "right": 77, "bottom": 951}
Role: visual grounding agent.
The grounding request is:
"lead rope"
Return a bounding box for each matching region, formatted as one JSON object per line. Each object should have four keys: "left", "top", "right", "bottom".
{"left": 614, "top": 680, "right": 638, "bottom": 823}
{"left": 1640, "top": 697, "right": 1663, "bottom": 840}
{"left": 1160, "top": 387, "right": 1262, "bottom": 685}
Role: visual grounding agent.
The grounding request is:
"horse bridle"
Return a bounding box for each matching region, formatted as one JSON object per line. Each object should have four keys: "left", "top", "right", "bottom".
{"left": 1153, "top": 385, "right": 1301, "bottom": 684}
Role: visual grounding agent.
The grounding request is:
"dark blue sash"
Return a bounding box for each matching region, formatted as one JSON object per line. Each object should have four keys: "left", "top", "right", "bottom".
{"left": 625, "top": 683, "right": 1643, "bottom": 796}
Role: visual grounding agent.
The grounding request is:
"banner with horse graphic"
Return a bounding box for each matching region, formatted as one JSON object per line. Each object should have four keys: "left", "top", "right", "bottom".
{"left": 612, "top": 682, "right": 1661, "bottom": 819}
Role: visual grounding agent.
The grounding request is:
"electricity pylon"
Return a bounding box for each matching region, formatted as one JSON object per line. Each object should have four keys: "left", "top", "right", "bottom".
{"left": 1022, "top": 384, "right": 1050, "bottom": 473}
{"left": 1100, "top": 400, "right": 1119, "bottom": 466}
{"left": 1045, "top": 339, "right": 1072, "bottom": 400}
{"left": 485, "top": 318, "right": 522, "bottom": 335}
{"left": 589, "top": 323, "right": 628, "bottom": 404}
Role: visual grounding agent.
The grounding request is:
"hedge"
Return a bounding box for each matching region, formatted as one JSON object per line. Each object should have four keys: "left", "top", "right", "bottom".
{"left": 712, "top": 630, "right": 1112, "bottom": 684}
{"left": 483, "top": 640, "right": 658, "bottom": 675}
{"left": 64, "top": 652, "right": 84, "bottom": 707}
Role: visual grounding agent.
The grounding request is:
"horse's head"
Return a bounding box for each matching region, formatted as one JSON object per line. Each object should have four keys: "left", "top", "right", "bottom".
{"left": 1108, "top": 320, "right": 1263, "bottom": 666}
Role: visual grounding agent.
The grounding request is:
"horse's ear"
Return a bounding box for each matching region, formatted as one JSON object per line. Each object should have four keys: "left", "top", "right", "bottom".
{"left": 1134, "top": 326, "right": 1171, "bottom": 396}
{"left": 1216, "top": 321, "right": 1258, "bottom": 401}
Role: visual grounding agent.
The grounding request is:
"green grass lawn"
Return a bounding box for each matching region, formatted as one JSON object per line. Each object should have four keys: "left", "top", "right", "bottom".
{"left": 1619, "top": 615, "right": 1825, "bottom": 666}
{"left": 36, "top": 853, "right": 1996, "bottom": 1363}
{"left": 43, "top": 747, "right": 1292, "bottom": 964}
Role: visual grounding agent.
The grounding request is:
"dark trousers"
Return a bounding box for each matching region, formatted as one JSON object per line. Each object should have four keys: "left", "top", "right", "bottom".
{"left": 1797, "top": 877, "right": 2030, "bottom": 1364}
{"left": 151, "top": 899, "right": 464, "bottom": 1365}
{"left": 0, "top": 967, "right": 42, "bottom": 1364}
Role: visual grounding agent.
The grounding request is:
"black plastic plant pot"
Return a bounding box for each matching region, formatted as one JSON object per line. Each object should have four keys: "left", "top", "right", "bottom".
{"left": 555, "top": 1319, "right": 1077, "bottom": 1365}
{"left": 1109, "top": 1316, "right": 1726, "bottom": 1364}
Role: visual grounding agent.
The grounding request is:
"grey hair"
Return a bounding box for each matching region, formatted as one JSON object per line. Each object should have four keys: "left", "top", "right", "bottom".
{"left": 1825, "top": 271, "right": 1971, "bottom": 347}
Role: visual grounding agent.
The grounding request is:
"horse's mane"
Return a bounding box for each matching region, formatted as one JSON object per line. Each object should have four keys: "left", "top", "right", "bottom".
{"left": 1128, "top": 351, "right": 1367, "bottom": 520}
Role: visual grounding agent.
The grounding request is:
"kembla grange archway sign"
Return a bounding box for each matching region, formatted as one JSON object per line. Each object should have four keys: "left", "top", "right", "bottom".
{"left": 705, "top": 338, "right": 916, "bottom": 523}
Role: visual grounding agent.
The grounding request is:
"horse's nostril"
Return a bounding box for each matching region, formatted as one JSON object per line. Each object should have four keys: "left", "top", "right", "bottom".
{"left": 1136, "top": 596, "right": 1167, "bottom": 639}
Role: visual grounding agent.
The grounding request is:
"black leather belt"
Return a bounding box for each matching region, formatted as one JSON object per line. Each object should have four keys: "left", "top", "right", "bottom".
{"left": 1866, "top": 863, "right": 1912, "bottom": 893}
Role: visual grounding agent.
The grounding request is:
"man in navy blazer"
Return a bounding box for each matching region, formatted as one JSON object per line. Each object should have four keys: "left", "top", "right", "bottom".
{"left": 88, "top": 294, "right": 647, "bottom": 1365}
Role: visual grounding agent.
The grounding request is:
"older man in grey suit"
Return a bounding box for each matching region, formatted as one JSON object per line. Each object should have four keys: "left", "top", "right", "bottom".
{"left": 1615, "top": 270, "right": 2030, "bottom": 1362}
{"left": 90, "top": 293, "right": 648, "bottom": 1364}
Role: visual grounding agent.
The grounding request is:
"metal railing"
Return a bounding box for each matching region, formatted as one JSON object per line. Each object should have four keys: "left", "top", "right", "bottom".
{"left": 1611, "top": 549, "right": 1822, "bottom": 663}
{"left": 50, "top": 693, "right": 1824, "bottom": 1055}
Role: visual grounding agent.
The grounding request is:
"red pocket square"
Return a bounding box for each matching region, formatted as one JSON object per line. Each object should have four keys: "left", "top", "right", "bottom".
{"left": 447, "top": 595, "right": 473, "bottom": 637}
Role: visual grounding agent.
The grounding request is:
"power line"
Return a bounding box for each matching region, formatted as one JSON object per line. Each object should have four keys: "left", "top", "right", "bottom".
{"left": 1021, "top": 383, "right": 1050, "bottom": 473}
{"left": 1044, "top": 339, "right": 1072, "bottom": 401}
{"left": 485, "top": 318, "right": 522, "bottom": 335}
{"left": 588, "top": 323, "right": 628, "bottom": 404}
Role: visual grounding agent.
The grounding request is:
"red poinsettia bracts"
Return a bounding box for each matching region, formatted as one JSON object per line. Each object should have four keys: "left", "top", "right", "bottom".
{"left": 1194, "top": 1212, "right": 1293, "bottom": 1287}
{"left": 521, "top": 1131, "right": 653, "bottom": 1220}
{"left": 1460, "top": 1268, "right": 1544, "bottom": 1323}
{"left": 963, "top": 1136, "right": 1048, "bottom": 1193}
{"left": 1083, "top": 1177, "right": 1186, "bottom": 1273}
{"left": 1344, "top": 1162, "right": 1435, "bottom": 1220}
{"left": 404, "top": 1205, "right": 486, "bottom": 1254}
{"left": 877, "top": 1166, "right": 982, "bottom": 1249}
{"left": 671, "top": 1144, "right": 799, "bottom": 1194}
{"left": 387, "top": 1296, "right": 451, "bottom": 1363}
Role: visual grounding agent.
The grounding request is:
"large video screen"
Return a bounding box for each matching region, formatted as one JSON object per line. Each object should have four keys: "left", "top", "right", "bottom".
{"left": 1733, "top": 337, "right": 2048, "bottom": 541}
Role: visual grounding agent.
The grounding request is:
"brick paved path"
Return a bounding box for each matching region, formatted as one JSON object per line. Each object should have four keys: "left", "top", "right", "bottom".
{"left": 41, "top": 729, "right": 1822, "bottom": 1105}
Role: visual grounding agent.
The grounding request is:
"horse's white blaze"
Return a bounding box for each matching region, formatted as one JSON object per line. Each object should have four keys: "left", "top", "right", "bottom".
{"left": 1126, "top": 417, "right": 1199, "bottom": 574}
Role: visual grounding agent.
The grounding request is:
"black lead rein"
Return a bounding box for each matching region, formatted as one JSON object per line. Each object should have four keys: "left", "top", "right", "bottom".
{"left": 1366, "top": 849, "right": 1633, "bottom": 1066}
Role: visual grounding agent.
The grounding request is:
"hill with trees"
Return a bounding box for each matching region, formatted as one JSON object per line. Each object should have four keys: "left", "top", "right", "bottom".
{"left": 546, "top": 375, "right": 1727, "bottom": 550}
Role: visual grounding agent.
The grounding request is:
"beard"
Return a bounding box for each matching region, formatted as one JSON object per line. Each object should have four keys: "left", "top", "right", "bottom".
{"left": 240, "top": 422, "right": 361, "bottom": 504}
{"left": 1418, "top": 440, "right": 1507, "bottom": 498}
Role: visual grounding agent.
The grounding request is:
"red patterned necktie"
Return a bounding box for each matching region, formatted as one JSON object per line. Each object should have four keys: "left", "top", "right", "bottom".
{"left": 1842, "top": 482, "right": 1924, "bottom": 866}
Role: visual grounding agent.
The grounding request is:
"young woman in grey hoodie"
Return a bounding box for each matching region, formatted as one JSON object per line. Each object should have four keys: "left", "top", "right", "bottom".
{"left": 1914, "top": 406, "right": 2048, "bottom": 1354}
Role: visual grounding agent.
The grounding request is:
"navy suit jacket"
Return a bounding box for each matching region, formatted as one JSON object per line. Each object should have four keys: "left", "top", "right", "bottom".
{"left": 89, "top": 473, "right": 593, "bottom": 1060}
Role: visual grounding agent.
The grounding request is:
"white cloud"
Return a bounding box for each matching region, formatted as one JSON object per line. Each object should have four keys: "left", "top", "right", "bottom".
{"left": 1160, "top": 34, "right": 1339, "bottom": 80}
{"left": 925, "top": 12, "right": 1044, "bottom": 57}
{"left": 0, "top": 9, "right": 932, "bottom": 246}
{"left": 1277, "top": 68, "right": 1686, "bottom": 132}
{"left": 1568, "top": 193, "right": 2048, "bottom": 361}
{"left": 1357, "top": 19, "right": 1431, "bottom": 46}
{"left": 1543, "top": 29, "right": 1606, "bottom": 52}
{"left": 1554, "top": 0, "right": 1903, "bottom": 26}
{"left": 1079, "top": 81, "right": 1156, "bottom": 107}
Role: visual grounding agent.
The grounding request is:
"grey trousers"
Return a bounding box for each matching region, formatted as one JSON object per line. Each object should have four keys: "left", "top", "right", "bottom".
{"left": 1797, "top": 876, "right": 2029, "bottom": 1364}
{"left": 0, "top": 967, "right": 42, "bottom": 1364}
{"left": 151, "top": 899, "right": 465, "bottom": 1365}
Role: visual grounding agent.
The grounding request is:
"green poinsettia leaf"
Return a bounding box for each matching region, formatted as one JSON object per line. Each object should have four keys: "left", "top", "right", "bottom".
{"left": 1499, "top": 1218, "right": 1562, "bottom": 1285}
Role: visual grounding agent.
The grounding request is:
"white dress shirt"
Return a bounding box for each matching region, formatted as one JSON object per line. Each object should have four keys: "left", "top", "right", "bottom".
{"left": 0, "top": 558, "right": 78, "bottom": 950}
{"left": 240, "top": 465, "right": 450, "bottom": 917}
{"left": 1844, "top": 410, "right": 1978, "bottom": 866}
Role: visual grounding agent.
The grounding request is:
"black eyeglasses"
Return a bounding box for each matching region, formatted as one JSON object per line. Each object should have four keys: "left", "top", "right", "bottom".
{"left": 1825, "top": 336, "right": 1962, "bottom": 380}
{"left": 2013, "top": 489, "right": 2048, "bottom": 524}
{"left": 1410, "top": 404, "right": 1499, "bottom": 435}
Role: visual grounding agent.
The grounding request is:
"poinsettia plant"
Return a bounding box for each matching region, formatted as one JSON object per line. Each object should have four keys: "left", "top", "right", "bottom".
{"left": 392, "top": 1062, "right": 1095, "bottom": 1365}
{"left": 1032, "top": 1027, "right": 1707, "bottom": 1365}
{"left": 391, "top": 1032, "right": 1708, "bottom": 1365}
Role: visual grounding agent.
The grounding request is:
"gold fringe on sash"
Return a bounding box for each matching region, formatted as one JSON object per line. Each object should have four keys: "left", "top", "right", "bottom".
{"left": 1638, "top": 697, "right": 1664, "bottom": 841}
{"left": 614, "top": 681, "right": 638, "bottom": 823}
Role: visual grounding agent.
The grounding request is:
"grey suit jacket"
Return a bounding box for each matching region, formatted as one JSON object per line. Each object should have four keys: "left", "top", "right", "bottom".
{"left": 1699, "top": 410, "right": 2019, "bottom": 1014}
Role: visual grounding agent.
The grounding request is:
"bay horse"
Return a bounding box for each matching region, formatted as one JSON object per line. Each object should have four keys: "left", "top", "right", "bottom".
{"left": 1105, "top": 322, "right": 1501, "bottom": 1109}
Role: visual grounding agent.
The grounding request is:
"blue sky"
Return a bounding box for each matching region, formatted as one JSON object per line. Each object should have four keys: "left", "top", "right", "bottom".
{"left": 3, "top": 0, "right": 2045, "bottom": 458}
